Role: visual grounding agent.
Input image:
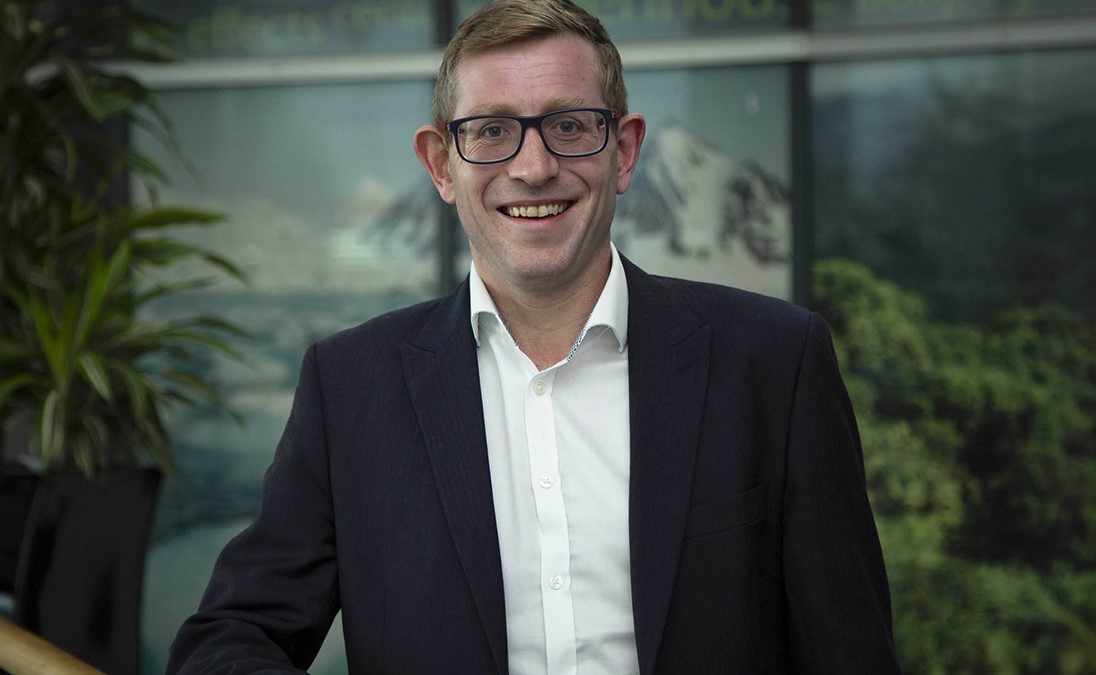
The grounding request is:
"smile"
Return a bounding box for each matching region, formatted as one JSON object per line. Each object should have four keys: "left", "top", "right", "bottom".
{"left": 501, "top": 202, "right": 571, "bottom": 218}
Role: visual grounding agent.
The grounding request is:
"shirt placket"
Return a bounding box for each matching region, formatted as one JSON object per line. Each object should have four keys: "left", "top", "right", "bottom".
{"left": 524, "top": 367, "right": 577, "bottom": 675}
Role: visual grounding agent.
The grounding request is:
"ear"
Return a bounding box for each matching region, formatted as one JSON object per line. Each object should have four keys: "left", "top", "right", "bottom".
{"left": 613, "top": 113, "right": 646, "bottom": 195}
{"left": 414, "top": 124, "right": 456, "bottom": 204}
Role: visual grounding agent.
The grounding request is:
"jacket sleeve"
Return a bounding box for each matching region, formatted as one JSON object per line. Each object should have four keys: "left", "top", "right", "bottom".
{"left": 782, "top": 312, "right": 902, "bottom": 673}
{"left": 167, "top": 344, "right": 340, "bottom": 674}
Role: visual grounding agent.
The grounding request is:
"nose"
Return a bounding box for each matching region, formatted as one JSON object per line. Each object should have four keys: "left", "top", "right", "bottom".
{"left": 507, "top": 126, "right": 559, "bottom": 186}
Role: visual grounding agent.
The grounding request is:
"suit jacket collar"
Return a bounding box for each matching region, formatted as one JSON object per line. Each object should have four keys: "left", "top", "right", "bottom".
{"left": 400, "top": 257, "right": 711, "bottom": 675}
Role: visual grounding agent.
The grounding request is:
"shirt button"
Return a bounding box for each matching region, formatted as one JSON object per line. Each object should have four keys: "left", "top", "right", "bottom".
{"left": 549, "top": 575, "right": 563, "bottom": 590}
{"left": 532, "top": 380, "right": 547, "bottom": 395}
{"left": 538, "top": 473, "right": 554, "bottom": 489}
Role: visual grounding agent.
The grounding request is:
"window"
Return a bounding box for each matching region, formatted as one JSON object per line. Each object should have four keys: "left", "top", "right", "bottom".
{"left": 813, "top": 49, "right": 1096, "bottom": 319}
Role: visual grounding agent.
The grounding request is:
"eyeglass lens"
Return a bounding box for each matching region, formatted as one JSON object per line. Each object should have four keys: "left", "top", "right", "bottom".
{"left": 456, "top": 109, "right": 608, "bottom": 163}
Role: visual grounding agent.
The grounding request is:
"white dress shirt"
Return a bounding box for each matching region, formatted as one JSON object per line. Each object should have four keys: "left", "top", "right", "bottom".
{"left": 470, "top": 244, "right": 639, "bottom": 675}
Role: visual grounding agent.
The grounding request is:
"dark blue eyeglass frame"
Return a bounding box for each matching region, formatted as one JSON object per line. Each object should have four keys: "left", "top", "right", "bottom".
{"left": 447, "top": 107, "right": 616, "bottom": 165}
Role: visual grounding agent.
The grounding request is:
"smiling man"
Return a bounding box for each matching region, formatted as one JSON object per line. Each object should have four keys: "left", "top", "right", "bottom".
{"left": 168, "top": 1, "right": 901, "bottom": 673}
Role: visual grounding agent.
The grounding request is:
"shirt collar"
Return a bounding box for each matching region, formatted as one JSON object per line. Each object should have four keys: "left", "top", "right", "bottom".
{"left": 469, "top": 243, "right": 629, "bottom": 353}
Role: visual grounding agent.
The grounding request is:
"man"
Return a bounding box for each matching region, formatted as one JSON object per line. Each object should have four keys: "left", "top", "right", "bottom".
{"left": 168, "top": 0, "right": 901, "bottom": 673}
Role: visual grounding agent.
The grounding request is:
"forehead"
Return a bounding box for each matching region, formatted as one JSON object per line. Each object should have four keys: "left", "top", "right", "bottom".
{"left": 452, "top": 34, "right": 603, "bottom": 118}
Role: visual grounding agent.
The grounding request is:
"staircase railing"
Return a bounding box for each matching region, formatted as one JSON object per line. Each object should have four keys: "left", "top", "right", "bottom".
{"left": 0, "top": 616, "right": 105, "bottom": 675}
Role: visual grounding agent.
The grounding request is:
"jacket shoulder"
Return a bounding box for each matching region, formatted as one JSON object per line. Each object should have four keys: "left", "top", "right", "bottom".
{"left": 311, "top": 294, "right": 450, "bottom": 364}
{"left": 651, "top": 274, "right": 813, "bottom": 335}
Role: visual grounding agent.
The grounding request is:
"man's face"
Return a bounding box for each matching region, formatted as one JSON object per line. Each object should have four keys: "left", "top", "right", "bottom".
{"left": 416, "top": 34, "right": 644, "bottom": 296}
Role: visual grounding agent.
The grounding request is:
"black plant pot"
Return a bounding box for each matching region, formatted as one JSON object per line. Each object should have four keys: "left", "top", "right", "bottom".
{"left": 8, "top": 467, "right": 162, "bottom": 675}
{"left": 0, "top": 472, "right": 37, "bottom": 603}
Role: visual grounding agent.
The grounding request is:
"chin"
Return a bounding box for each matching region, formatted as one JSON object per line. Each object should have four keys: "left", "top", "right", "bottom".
{"left": 504, "top": 255, "right": 574, "bottom": 285}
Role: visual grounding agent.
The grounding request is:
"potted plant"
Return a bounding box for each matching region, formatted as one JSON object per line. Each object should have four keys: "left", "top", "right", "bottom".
{"left": 0, "top": 1, "right": 245, "bottom": 671}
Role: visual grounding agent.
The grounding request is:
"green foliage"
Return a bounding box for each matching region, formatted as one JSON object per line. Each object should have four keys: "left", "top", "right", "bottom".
{"left": 0, "top": 0, "right": 246, "bottom": 478}
{"left": 813, "top": 258, "right": 1096, "bottom": 674}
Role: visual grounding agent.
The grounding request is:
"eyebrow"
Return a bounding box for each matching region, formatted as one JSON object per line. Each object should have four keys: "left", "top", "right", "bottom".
{"left": 460, "top": 97, "right": 590, "bottom": 118}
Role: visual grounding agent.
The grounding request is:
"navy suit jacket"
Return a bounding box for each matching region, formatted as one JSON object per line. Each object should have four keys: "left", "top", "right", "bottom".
{"left": 168, "top": 258, "right": 900, "bottom": 674}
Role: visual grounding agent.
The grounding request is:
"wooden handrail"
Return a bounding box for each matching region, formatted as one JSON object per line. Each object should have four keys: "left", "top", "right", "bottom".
{"left": 0, "top": 616, "right": 105, "bottom": 675}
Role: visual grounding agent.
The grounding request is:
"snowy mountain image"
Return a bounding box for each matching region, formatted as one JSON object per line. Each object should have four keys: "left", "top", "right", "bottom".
{"left": 615, "top": 123, "right": 792, "bottom": 297}
{"left": 617, "top": 124, "right": 790, "bottom": 262}
{"left": 342, "top": 177, "right": 440, "bottom": 258}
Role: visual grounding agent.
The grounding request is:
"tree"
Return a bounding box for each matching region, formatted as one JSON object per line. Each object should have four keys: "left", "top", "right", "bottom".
{"left": 812, "top": 259, "right": 1096, "bottom": 674}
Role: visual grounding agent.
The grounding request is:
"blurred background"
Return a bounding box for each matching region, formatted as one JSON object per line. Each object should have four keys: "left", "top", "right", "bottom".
{"left": 2, "top": 0, "right": 1094, "bottom": 673}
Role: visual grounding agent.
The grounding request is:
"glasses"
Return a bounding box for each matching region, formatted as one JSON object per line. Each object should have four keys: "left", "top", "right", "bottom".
{"left": 448, "top": 107, "right": 615, "bottom": 164}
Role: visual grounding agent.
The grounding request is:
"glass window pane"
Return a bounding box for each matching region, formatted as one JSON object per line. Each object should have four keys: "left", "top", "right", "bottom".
{"left": 134, "top": 80, "right": 436, "bottom": 673}
{"left": 618, "top": 66, "right": 793, "bottom": 299}
{"left": 456, "top": 0, "right": 794, "bottom": 38}
{"left": 135, "top": 0, "right": 435, "bottom": 58}
{"left": 814, "top": 0, "right": 1096, "bottom": 29}
{"left": 811, "top": 48, "right": 1096, "bottom": 674}
{"left": 812, "top": 49, "right": 1096, "bottom": 319}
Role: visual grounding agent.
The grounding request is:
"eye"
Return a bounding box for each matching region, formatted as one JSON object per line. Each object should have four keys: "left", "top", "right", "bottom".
{"left": 556, "top": 119, "right": 579, "bottom": 134}
{"left": 549, "top": 116, "right": 584, "bottom": 138}
{"left": 464, "top": 118, "right": 513, "bottom": 145}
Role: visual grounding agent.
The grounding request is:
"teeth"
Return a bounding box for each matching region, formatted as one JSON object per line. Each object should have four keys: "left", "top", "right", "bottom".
{"left": 505, "top": 203, "right": 568, "bottom": 218}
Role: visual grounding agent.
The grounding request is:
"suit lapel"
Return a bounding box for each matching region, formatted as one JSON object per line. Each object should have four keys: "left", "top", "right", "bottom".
{"left": 623, "top": 259, "right": 711, "bottom": 675}
{"left": 400, "top": 281, "right": 508, "bottom": 675}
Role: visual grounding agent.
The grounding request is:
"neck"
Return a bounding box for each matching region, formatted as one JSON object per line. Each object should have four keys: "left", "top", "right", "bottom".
{"left": 482, "top": 253, "right": 611, "bottom": 371}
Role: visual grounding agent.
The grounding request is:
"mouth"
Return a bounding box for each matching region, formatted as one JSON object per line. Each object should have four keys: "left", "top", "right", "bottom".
{"left": 499, "top": 202, "right": 572, "bottom": 219}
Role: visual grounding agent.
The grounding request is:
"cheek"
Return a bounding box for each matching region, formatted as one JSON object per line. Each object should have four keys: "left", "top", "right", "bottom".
{"left": 452, "top": 180, "right": 492, "bottom": 231}
{"left": 453, "top": 166, "right": 496, "bottom": 210}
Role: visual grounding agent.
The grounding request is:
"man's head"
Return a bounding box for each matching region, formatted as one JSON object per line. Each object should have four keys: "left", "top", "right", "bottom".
{"left": 414, "top": 0, "right": 645, "bottom": 298}
{"left": 432, "top": 0, "right": 628, "bottom": 127}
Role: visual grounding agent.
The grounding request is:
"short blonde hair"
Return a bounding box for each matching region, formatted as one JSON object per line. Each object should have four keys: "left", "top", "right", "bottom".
{"left": 432, "top": 0, "right": 628, "bottom": 125}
